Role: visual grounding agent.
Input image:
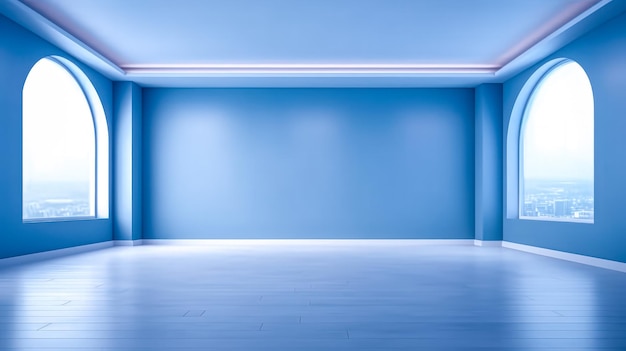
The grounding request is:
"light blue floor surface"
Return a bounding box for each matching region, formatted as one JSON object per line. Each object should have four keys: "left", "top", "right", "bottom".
{"left": 1, "top": 243, "right": 625, "bottom": 350}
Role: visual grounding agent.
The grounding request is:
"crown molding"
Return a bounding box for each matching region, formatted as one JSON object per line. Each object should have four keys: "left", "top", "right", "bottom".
{"left": 496, "top": 0, "right": 622, "bottom": 79}
{"left": 0, "top": 0, "right": 124, "bottom": 79}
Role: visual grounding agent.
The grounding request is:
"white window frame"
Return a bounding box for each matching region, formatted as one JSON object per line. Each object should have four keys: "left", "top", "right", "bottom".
{"left": 22, "top": 56, "right": 109, "bottom": 222}
{"left": 507, "top": 58, "right": 593, "bottom": 224}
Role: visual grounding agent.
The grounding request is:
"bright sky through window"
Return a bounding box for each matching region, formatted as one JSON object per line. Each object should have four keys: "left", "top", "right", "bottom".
{"left": 23, "top": 58, "right": 96, "bottom": 220}
{"left": 521, "top": 61, "right": 594, "bottom": 221}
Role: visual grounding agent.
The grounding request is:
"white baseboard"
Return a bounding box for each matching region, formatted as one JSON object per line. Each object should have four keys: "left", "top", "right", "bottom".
{"left": 502, "top": 241, "right": 626, "bottom": 273}
{"left": 474, "top": 240, "right": 503, "bottom": 247}
{"left": 141, "top": 239, "right": 475, "bottom": 246}
{"left": 0, "top": 241, "right": 114, "bottom": 268}
{"left": 113, "top": 239, "right": 144, "bottom": 246}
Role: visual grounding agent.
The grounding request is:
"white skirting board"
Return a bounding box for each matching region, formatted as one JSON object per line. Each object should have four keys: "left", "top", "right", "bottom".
{"left": 502, "top": 241, "right": 626, "bottom": 273}
{"left": 474, "top": 240, "right": 503, "bottom": 247}
{"left": 0, "top": 241, "right": 114, "bottom": 268}
{"left": 113, "top": 239, "right": 144, "bottom": 246}
{"left": 141, "top": 239, "right": 475, "bottom": 246}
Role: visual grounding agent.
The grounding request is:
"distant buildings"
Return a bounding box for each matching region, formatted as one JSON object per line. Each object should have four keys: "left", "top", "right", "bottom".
{"left": 522, "top": 179, "right": 594, "bottom": 220}
{"left": 24, "top": 199, "right": 90, "bottom": 219}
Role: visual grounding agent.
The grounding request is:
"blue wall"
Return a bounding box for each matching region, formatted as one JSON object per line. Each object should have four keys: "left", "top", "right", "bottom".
{"left": 0, "top": 15, "right": 113, "bottom": 259}
{"left": 143, "top": 88, "right": 475, "bottom": 239}
{"left": 503, "top": 11, "right": 626, "bottom": 262}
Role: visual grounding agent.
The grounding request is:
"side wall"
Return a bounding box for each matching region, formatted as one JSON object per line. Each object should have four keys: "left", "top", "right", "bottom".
{"left": 143, "top": 88, "right": 475, "bottom": 239}
{"left": 0, "top": 15, "right": 113, "bottom": 258}
{"left": 503, "top": 11, "right": 626, "bottom": 262}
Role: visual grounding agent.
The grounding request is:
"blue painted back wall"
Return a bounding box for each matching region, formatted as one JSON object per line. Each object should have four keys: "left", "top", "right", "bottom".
{"left": 143, "top": 88, "right": 475, "bottom": 239}
{"left": 503, "top": 11, "right": 626, "bottom": 262}
{"left": 0, "top": 14, "right": 113, "bottom": 259}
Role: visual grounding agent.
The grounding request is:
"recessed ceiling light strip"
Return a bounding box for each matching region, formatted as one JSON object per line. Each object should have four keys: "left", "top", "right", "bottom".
{"left": 122, "top": 64, "right": 498, "bottom": 75}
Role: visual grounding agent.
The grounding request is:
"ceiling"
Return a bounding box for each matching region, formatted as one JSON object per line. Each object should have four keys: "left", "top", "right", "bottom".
{"left": 2, "top": 0, "right": 625, "bottom": 87}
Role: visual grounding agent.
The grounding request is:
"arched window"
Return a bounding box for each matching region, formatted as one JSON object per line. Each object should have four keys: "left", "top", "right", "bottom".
{"left": 519, "top": 60, "right": 594, "bottom": 222}
{"left": 23, "top": 56, "right": 109, "bottom": 221}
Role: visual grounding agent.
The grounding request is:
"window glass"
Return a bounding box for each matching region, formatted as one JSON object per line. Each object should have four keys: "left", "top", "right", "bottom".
{"left": 521, "top": 61, "right": 594, "bottom": 222}
{"left": 23, "top": 58, "right": 96, "bottom": 220}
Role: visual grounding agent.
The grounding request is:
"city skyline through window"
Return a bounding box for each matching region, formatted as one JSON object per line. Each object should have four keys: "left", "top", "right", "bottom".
{"left": 521, "top": 60, "right": 594, "bottom": 222}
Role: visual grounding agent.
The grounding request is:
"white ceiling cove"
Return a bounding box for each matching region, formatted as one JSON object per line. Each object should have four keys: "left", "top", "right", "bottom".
{"left": 2, "top": 0, "right": 625, "bottom": 87}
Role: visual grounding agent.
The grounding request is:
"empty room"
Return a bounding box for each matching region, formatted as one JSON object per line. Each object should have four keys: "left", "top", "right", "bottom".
{"left": 1, "top": 0, "right": 626, "bottom": 350}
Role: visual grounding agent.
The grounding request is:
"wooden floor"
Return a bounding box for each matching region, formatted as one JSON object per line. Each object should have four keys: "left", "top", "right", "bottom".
{"left": 1, "top": 242, "right": 626, "bottom": 350}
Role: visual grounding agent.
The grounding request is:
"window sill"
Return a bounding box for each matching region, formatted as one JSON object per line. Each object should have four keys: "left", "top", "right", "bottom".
{"left": 23, "top": 216, "right": 108, "bottom": 224}
{"left": 519, "top": 216, "right": 593, "bottom": 224}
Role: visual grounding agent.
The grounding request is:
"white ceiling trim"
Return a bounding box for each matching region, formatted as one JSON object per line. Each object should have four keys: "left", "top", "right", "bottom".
{"left": 493, "top": 0, "right": 608, "bottom": 68}
{"left": 496, "top": 0, "right": 614, "bottom": 77}
{"left": 0, "top": 0, "right": 123, "bottom": 78}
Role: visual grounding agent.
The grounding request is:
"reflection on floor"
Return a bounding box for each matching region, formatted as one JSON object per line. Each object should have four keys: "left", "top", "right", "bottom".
{"left": 0, "top": 242, "right": 625, "bottom": 350}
